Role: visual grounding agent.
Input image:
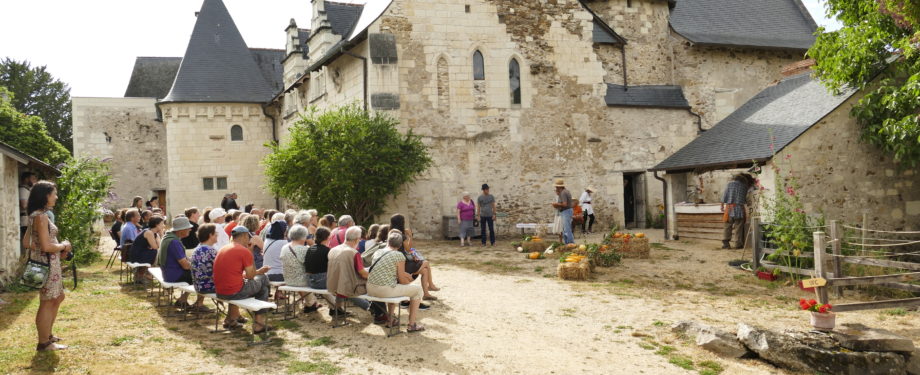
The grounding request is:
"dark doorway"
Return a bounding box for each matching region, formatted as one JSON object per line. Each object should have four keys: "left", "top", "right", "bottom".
{"left": 623, "top": 173, "right": 647, "bottom": 229}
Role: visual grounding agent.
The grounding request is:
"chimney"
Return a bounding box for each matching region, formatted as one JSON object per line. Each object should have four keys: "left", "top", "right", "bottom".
{"left": 781, "top": 59, "right": 816, "bottom": 77}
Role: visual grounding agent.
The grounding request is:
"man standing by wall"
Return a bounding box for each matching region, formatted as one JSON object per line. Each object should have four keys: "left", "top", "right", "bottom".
{"left": 477, "top": 184, "right": 496, "bottom": 247}
{"left": 551, "top": 179, "right": 574, "bottom": 244}
{"left": 721, "top": 175, "right": 749, "bottom": 249}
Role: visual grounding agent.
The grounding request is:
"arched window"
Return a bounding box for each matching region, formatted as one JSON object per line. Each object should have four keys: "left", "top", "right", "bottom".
{"left": 509, "top": 58, "right": 521, "bottom": 105}
{"left": 473, "top": 50, "right": 485, "bottom": 80}
{"left": 230, "top": 125, "right": 243, "bottom": 141}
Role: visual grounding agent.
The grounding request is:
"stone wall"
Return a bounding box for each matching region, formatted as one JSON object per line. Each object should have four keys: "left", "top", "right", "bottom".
{"left": 765, "top": 94, "right": 920, "bottom": 230}
{"left": 0, "top": 155, "right": 20, "bottom": 287}
{"left": 160, "top": 103, "right": 276, "bottom": 215}
{"left": 72, "top": 97, "right": 166, "bottom": 209}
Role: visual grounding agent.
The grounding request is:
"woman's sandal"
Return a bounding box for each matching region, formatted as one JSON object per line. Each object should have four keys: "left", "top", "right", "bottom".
{"left": 407, "top": 323, "right": 426, "bottom": 333}
{"left": 385, "top": 317, "right": 400, "bottom": 328}
{"left": 36, "top": 342, "right": 68, "bottom": 351}
{"left": 252, "top": 322, "right": 275, "bottom": 335}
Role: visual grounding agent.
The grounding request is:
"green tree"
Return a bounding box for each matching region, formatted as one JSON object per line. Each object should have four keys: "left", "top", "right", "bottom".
{"left": 0, "top": 86, "right": 70, "bottom": 166}
{"left": 808, "top": 0, "right": 920, "bottom": 166}
{"left": 263, "top": 104, "right": 432, "bottom": 224}
{"left": 55, "top": 158, "right": 113, "bottom": 266}
{"left": 0, "top": 58, "right": 73, "bottom": 152}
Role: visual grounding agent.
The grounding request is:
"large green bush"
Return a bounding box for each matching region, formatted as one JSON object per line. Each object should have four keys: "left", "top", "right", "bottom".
{"left": 0, "top": 86, "right": 70, "bottom": 166}
{"left": 263, "top": 104, "right": 431, "bottom": 224}
{"left": 55, "top": 158, "right": 113, "bottom": 266}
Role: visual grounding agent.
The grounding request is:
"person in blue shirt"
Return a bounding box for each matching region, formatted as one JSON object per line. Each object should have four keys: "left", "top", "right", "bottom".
{"left": 119, "top": 209, "right": 140, "bottom": 248}
{"left": 160, "top": 217, "right": 209, "bottom": 312}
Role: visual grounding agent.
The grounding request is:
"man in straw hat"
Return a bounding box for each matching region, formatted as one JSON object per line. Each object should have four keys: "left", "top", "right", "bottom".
{"left": 551, "top": 179, "right": 575, "bottom": 244}
{"left": 580, "top": 186, "right": 596, "bottom": 234}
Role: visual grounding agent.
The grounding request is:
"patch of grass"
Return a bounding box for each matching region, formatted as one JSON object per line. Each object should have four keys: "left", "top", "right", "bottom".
{"left": 205, "top": 348, "right": 225, "bottom": 357}
{"left": 534, "top": 266, "right": 544, "bottom": 273}
{"left": 560, "top": 307, "right": 577, "bottom": 317}
{"left": 650, "top": 243, "right": 679, "bottom": 251}
{"left": 668, "top": 355, "right": 695, "bottom": 370}
{"left": 638, "top": 342, "right": 656, "bottom": 350}
{"left": 883, "top": 308, "right": 909, "bottom": 316}
{"left": 287, "top": 360, "right": 342, "bottom": 374}
{"left": 110, "top": 335, "right": 135, "bottom": 346}
{"left": 654, "top": 345, "right": 676, "bottom": 356}
{"left": 515, "top": 279, "right": 533, "bottom": 284}
{"left": 698, "top": 360, "right": 724, "bottom": 375}
{"left": 275, "top": 320, "right": 301, "bottom": 330}
{"left": 652, "top": 320, "right": 667, "bottom": 327}
{"left": 307, "top": 336, "right": 336, "bottom": 347}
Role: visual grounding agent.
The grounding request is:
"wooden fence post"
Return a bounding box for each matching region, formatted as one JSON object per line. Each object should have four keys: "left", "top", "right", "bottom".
{"left": 861, "top": 213, "right": 868, "bottom": 256}
{"left": 829, "top": 220, "right": 843, "bottom": 298}
{"left": 814, "top": 231, "right": 829, "bottom": 304}
{"left": 752, "top": 217, "right": 761, "bottom": 273}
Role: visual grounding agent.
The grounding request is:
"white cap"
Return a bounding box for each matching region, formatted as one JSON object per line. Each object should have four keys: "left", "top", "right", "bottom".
{"left": 209, "top": 208, "right": 227, "bottom": 221}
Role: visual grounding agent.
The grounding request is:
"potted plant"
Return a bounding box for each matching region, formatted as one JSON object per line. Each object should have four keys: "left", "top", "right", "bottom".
{"left": 800, "top": 299, "right": 835, "bottom": 331}
{"left": 756, "top": 267, "right": 777, "bottom": 281}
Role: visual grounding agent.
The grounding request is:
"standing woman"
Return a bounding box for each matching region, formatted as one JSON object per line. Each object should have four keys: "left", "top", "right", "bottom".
{"left": 132, "top": 196, "right": 144, "bottom": 211}
{"left": 579, "top": 187, "right": 596, "bottom": 234}
{"left": 24, "top": 181, "right": 71, "bottom": 351}
{"left": 456, "top": 192, "right": 476, "bottom": 246}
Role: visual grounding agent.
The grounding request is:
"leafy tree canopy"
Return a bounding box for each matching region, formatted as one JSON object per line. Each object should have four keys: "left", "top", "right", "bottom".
{"left": 263, "top": 104, "right": 432, "bottom": 224}
{"left": 809, "top": 0, "right": 920, "bottom": 166}
{"left": 0, "top": 86, "right": 71, "bottom": 166}
{"left": 0, "top": 58, "right": 73, "bottom": 152}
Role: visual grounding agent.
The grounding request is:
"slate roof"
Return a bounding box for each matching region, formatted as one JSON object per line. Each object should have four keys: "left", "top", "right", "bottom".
{"left": 669, "top": 0, "right": 817, "bottom": 50}
{"left": 298, "top": 28, "right": 311, "bottom": 54}
{"left": 326, "top": 1, "right": 364, "bottom": 37}
{"left": 652, "top": 73, "right": 859, "bottom": 172}
{"left": 124, "top": 57, "right": 182, "bottom": 98}
{"left": 605, "top": 84, "right": 690, "bottom": 109}
{"left": 249, "top": 49, "right": 285, "bottom": 94}
{"left": 161, "top": 0, "right": 277, "bottom": 103}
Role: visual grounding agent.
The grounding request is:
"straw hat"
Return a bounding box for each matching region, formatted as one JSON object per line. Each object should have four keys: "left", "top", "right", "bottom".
{"left": 586, "top": 186, "right": 596, "bottom": 193}
{"left": 554, "top": 179, "right": 566, "bottom": 187}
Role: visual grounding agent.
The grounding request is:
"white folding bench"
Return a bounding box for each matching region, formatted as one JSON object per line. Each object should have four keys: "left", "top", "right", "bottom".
{"left": 335, "top": 294, "right": 411, "bottom": 337}
{"left": 147, "top": 268, "right": 191, "bottom": 317}
{"left": 277, "top": 285, "right": 334, "bottom": 320}
{"left": 213, "top": 297, "right": 277, "bottom": 345}
{"left": 125, "top": 262, "right": 151, "bottom": 284}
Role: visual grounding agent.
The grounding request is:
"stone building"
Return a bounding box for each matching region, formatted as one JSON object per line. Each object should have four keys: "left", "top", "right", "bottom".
{"left": 73, "top": 0, "right": 817, "bottom": 237}
{"left": 652, "top": 67, "right": 920, "bottom": 240}
{"left": 0, "top": 141, "right": 58, "bottom": 287}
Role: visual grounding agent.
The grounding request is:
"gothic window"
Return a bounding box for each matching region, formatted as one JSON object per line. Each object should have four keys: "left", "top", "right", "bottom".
{"left": 509, "top": 58, "right": 521, "bottom": 105}
{"left": 230, "top": 125, "right": 243, "bottom": 141}
{"left": 473, "top": 50, "right": 485, "bottom": 80}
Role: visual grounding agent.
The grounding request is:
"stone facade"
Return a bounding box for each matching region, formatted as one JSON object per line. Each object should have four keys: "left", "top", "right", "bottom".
{"left": 761, "top": 93, "right": 920, "bottom": 230}
{"left": 0, "top": 154, "right": 20, "bottom": 286}
{"left": 159, "top": 103, "right": 276, "bottom": 214}
{"left": 271, "top": 0, "right": 806, "bottom": 237}
{"left": 72, "top": 97, "right": 166, "bottom": 210}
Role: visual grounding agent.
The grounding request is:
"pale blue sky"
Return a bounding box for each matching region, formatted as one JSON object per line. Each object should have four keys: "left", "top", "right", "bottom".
{"left": 0, "top": 0, "right": 842, "bottom": 97}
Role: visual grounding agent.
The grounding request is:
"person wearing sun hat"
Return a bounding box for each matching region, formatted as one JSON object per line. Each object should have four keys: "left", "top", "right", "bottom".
{"left": 551, "top": 179, "right": 575, "bottom": 244}
{"left": 160, "top": 216, "right": 210, "bottom": 312}
{"left": 209, "top": 207, "right": 230, "bottom": 249}
{"left": 580, "top": 186, "right": 596, "bottom": 234}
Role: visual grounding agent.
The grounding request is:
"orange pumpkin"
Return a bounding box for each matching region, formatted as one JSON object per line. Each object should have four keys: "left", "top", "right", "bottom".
{"left": 636, "top": 233, "right": 646, "bottom": 238}
{"left": 528, "top": 252, "right": 541, "bottom": 260}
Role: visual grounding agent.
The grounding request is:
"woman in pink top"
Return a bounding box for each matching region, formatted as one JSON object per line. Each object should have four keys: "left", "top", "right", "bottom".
{"left": 456, "top": 192, "right": 476, "bottom": 246}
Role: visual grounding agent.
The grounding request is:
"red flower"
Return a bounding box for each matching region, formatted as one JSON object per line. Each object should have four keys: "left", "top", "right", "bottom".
{"left": 825, "top": 304, "right": 832, "bottom": 311}
{"left": 818, "top": 306, "right": 827, "bottom": 313}
{"left": 799, "top": 298, "right": 806, "bottom": 304}
{"left": 809, "top": 299, "right": 817, "bottom": 305}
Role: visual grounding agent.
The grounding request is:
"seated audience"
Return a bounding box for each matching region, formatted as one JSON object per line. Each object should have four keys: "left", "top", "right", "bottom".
{"left": 139, "top": 210, "right": 152, "bottom": 228}
{"left": 110, "top": 209, "right": 125, "bottom": 243}
{"left": 181, "top": 207, "right": 201, "bottom": 249}
{"left": 263, "top": 220, "right": 288, "bottom": 281}
{"left": 191, "top": 224, "right": 218, "bottom": 293}
{"left": 362, "top": 224, "right": 389, "bottom": 265}
{"left": 328, "top": 215, "right": 354, "bottom": 248}
{"left": 208, "top": 208, "right": 230, "bottom": 249}
{"left": 213, "top": 226, "right": 272, "bottom": 332}
{"left": 390, "top": 214, "right": 440, "bottom": 301}
{"left": 280, "top": 225, "right": 322, "bottom": 313}
{"left": 241, "top": 214, "right": 265, "bottom": 269}
{"left": 224, "top": 210, "right": 242, "bottom": 236}
{"left": 120, "top": 209, "right": 140, "bottom": 248}
{"left": 129, "top": 216, "right": 165, "bottom": 282}
{"left": 159, "top": 217, "right": 208, "bottom": 312}
{"left": 202, "top": 208, "right": 212, "bottom": 224}
{"left": 367, "top": 230, "right": 425, "bottom": 332}
{"left": 364, "top": 224, "right": 380, "bottom": 253}
{"left": 356, "top": 226, "right": 368, "bottom": 253}
{"left": 326, "top": 226, "right": 388, "bottom": 324}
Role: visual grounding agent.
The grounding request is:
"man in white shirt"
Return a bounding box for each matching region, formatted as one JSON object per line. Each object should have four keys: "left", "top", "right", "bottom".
{"left": 579, "top": 186, "right": 596, "bottom": 234}
{"left": 19, "top": 172, "right": 37, "bottom": 239}
{"left": 209, "top": 208, "right": 231, "bottom": 249}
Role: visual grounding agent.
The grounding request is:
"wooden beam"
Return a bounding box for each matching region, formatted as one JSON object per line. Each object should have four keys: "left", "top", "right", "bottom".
{"left": 814, "top": 232, "right": 828, "bottom": 304}
{"left": 762, "top": 248, "right": 814, "bottom": 257}
{"left": 831, "top": 297, "right": 920, "bottom": 312}
{"left": 841, "top": 257, "right": 920, "bottom": 272}
{"left": 826, "top": 272, "right": 920, "bottom": 287}
{"left": 760, "top": 262, "right": 814, "bottom": 277}
{"left": 879, "top": 282, "right": 920, "bottom": 293}
{"left": 830, "top": 221, "right": 843, "bottom": 298}
{"left": 752, "top": 218, "right": 761, "bottom": 272}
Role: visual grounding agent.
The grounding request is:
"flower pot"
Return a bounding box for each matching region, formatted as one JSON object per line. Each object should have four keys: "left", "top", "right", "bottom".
{"left": 756, "top": 271, "right": 777, "bottom": 281}
{"left": 798, "top": 280, "right": 815, "bottom": 292}
{"left": 810, "top": 311, "right": 836, "bottom": 331}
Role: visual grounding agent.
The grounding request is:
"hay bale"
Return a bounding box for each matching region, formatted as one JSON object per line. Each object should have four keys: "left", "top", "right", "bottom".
{"left": 557, "top": 262, "right": 589, "bottom": 281}
{"left": 610, "top": 237, "right": 650, "bottom": 259}
{"left": 523, "top": 240, "right": 546, "bottom": 253}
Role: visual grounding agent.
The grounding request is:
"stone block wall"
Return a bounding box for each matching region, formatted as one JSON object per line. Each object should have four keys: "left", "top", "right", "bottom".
{"left": 160, "top": 103, "right": 276, "bottom": 215}
{"left": 765, "top": 94, "right": 920, "bottom": 231}
{"left": 72, "top": 97, "right": 166, "bottom": 209}
{"left": 0, "top": 155, "right": 20, "bottom": 287}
